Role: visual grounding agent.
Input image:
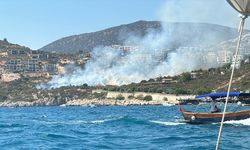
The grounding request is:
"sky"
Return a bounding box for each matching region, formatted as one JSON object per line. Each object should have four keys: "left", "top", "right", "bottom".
{"left": 0, "top": 0, "right": 246, "bottom": 50}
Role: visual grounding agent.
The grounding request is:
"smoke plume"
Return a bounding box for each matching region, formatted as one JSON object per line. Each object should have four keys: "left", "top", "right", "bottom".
{"left": 37, "top": 0, "right": 243, "bottom": 89}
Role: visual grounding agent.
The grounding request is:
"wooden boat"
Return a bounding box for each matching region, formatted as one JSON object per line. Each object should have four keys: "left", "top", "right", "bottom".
{"left": 178, "top": 105, "right": 250, "bottom": 124}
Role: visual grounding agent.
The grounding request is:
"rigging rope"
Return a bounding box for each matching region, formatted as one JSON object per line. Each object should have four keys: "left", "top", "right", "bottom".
{"left": 215, "top": 15, "right": 247, "bottom": 150}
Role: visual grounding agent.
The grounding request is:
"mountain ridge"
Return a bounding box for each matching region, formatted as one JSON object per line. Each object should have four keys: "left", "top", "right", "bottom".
{"left": 39, "top": 20, "right": 244, "bottom": 54}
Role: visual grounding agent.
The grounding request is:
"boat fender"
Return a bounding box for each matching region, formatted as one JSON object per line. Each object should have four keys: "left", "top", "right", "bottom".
{"left": 191, "top": 115, "right": 196, "bottom": 120}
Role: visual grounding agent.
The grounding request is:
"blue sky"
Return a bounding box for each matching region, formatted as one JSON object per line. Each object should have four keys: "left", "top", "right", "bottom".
{"left": 0, "top": 0, "right": 245, "bottom": 49}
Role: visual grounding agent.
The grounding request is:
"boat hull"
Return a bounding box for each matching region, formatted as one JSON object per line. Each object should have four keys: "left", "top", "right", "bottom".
{"left": 181, "top": 110, "right": 250, "bottom": 124}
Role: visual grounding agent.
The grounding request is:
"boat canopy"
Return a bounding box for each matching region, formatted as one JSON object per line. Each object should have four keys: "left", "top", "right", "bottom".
{"left": 227, "top": 0, "right": 250, "bottom": 16}
{"left": 195, "top": 92, "right": 250, "bottom": 99}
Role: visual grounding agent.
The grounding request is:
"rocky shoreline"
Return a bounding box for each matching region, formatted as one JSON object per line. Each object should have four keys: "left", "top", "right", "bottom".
{"left": 0, "top": 98, "right": 178, "bottom": 107}
{"left": 64, "top": 98, "right": 177, "bottom": 106}
{"left": 0, "top": 91, "right": 193, "bottom": 107}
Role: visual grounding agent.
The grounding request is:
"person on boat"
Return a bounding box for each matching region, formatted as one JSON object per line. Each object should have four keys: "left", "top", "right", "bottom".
{"left": 210, "top": 100, "right": 220, "bottom": 113}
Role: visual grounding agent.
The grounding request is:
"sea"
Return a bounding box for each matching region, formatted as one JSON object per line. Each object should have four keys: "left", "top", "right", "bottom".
{"left": 0, "top": 105, "right": 250, "bottom": 150}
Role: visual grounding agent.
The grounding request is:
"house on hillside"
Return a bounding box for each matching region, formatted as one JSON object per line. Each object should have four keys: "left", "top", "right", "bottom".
{"left": 191, "top": 70, "right": 203, "bottom": 79}
{"left": 162, "top": 76, "right": 178, "bottom": 83}
{"left": 42, "top": 63, "right": 57, "bottom": 73}
{"left": 8, "top": 49, "right": 30, "bottom": 56}
{"left": 231, "top": 55, "right": 244, "bottom": 69}
{"left": 4, "top": 49, "right": 58, "bottom": 74}
{"left": 162, "top": 76, "right": 173, "bottom": 83}
{"left": 5, "top": 59, "right": 24, "bottom": 72}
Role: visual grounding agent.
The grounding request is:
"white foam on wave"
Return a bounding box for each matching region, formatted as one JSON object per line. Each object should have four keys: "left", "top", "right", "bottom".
{"left": 162, "top": 103, "right": 175, "bottom": 107}
{"left": 90, "top": 118, "right": 115, "bottom": 124}
{"left": 41, "top": 119, "right": 110, "bottom": 125}
{"left": 223, "top": 118, "right": 250, "bottom": 126}
{"left": 39, "top": 116, "right": 125, "bottom": 125}
{"left": 88, "top": 116, "right": 125, "bottom": 124}
{"left": 70, "top": 120, "right": 88, "bottom": 124}
{"left": 150, "top": 120, "right": 185, "bottom": 126}
{"left": 63, "top": 118, "right": 116, "bottom": 124}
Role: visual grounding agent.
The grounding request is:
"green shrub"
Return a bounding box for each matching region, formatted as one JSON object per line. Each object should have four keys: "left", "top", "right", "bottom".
{"left": 174, "top": 89, "right": 187, "bottom": 95}
{"left": 128, "top": 95, "right": 134, "bottom": 99}
{"left": 143, "top": 87, "right": 149, "bottom": 92}
{"left": 156, "top": 88, "right": 163, "bottom": 93}
{"left": 116, "top": 94, "right": 125, "bottom": 100}
{"left": 163, "top": 97, "right": 168, "bottom": 101}
{"left": 193, "top": 88, "right": 212, "bottom": 95}
{"left": 136, "top": 94, "right": 144, "bottom": 100}
{"left": 107, "top": 86, "right": 117, "bottom": 91}
{"left": 92, "top": 92, "right": 107, "bottom": 99}
{"left": 149, "top": 87, "right": 157, "bottom": 93}
{"left": 143, "top": 95, "right": 153, "bottom": 101}
{"left": 179, "top": 72, "right": 192, "bottom": 82}
{"left": 130, "top": 87, "right": 136, "bottom": 92}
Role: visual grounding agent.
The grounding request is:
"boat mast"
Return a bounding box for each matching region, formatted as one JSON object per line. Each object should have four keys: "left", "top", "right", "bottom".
{"left": 215, "top": 14, "right": 247, "bottom": 150}
{"left": 216, "top": 0, "right": 250, "bottom": 149}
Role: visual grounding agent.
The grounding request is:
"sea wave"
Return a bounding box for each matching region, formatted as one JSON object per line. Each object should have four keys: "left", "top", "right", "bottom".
{"left": 35, "top": 116, "right": 125, "bottom": 125}
{"left": 223, "top": 118, "right": 250, "bottom": 126}
{"left": 0, "top": 123, "right": 28, "bottom": 128}
{"left": 46, "top": 133, "right": 76, "bottom": 139}
{"left": 150, "top": 120, "right": 185, "bottom": 126}
{"left": 38, "top": 117, "right": 186, "bottom": 126}
{"left": 89, "top": 118, "right": 120, "bottom": 124}
{"left": 81, "top": 116, "right": 153, "bottom": 125}
{"left": 1, "top": 106, "right": 250, "bottom": 149}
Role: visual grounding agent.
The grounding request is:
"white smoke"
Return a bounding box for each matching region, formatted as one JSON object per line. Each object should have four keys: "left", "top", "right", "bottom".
{"left": 37, "top": 44, "right": 218, "bottom": 89}
{"left": 158, "top": 0, "right": 238, "bottom": 28}
{"left": 37, "top": 0, "right": 241, "bottom": 89}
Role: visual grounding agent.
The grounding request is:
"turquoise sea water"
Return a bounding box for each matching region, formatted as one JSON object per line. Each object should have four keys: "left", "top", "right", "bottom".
{"left": 0, "top": 106, "right": 250, "bottom": 149}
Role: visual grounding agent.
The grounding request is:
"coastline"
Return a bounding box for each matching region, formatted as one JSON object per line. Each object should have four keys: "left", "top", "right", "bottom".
{"left": 0, "top": 99, "right": 177, "bottom": 107}
{"left": 0, "top": 91, "right": 193, "bottom": 107}
{"left": 64, "top": 98, "right": 175, "bottom": 106}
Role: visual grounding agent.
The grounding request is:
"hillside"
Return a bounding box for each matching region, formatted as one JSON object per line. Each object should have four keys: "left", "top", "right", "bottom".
{"left": 102, "top": 61, "right": 250, "bottom": 95}
{"left": 40, "top": 20, "right": 242, "bottom": 54}
{"left": 0, "top": 39, "right": 31, "bottom": 51}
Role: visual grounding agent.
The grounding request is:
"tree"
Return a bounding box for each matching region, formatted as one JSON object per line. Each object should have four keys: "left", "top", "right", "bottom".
{"left": 148, "top": 78, "right": 155, "bottom": 82}
{"left": 156, "top": 76, "right": 163, "bottom": 82}
{"left": 3, "top": 38, "right": 8, "bottom": 43}
{"left": 143, "top": 87, "right": 149, "bottom": 92}
{"left": 140, "top": 80, "right": 147, "bottom": 84}
{"left": 194, "top": 88, "right": 212, "bottom": 95}
{"left": 156, "top": 88, "right": 163, "bottom": 93}
{"left": 174, "top": 88, "right": 189, "bottom": 95}
{"left": 179, "top": 72, "right": 192, "bottom": 82}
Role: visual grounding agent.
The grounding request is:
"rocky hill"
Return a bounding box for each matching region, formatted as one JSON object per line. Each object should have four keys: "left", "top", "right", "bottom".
{"left": 40, "top": 20, "right": 242, "bottom": 54}
{"left": 0, "top": 39, "right": 31, "bottom": 51}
